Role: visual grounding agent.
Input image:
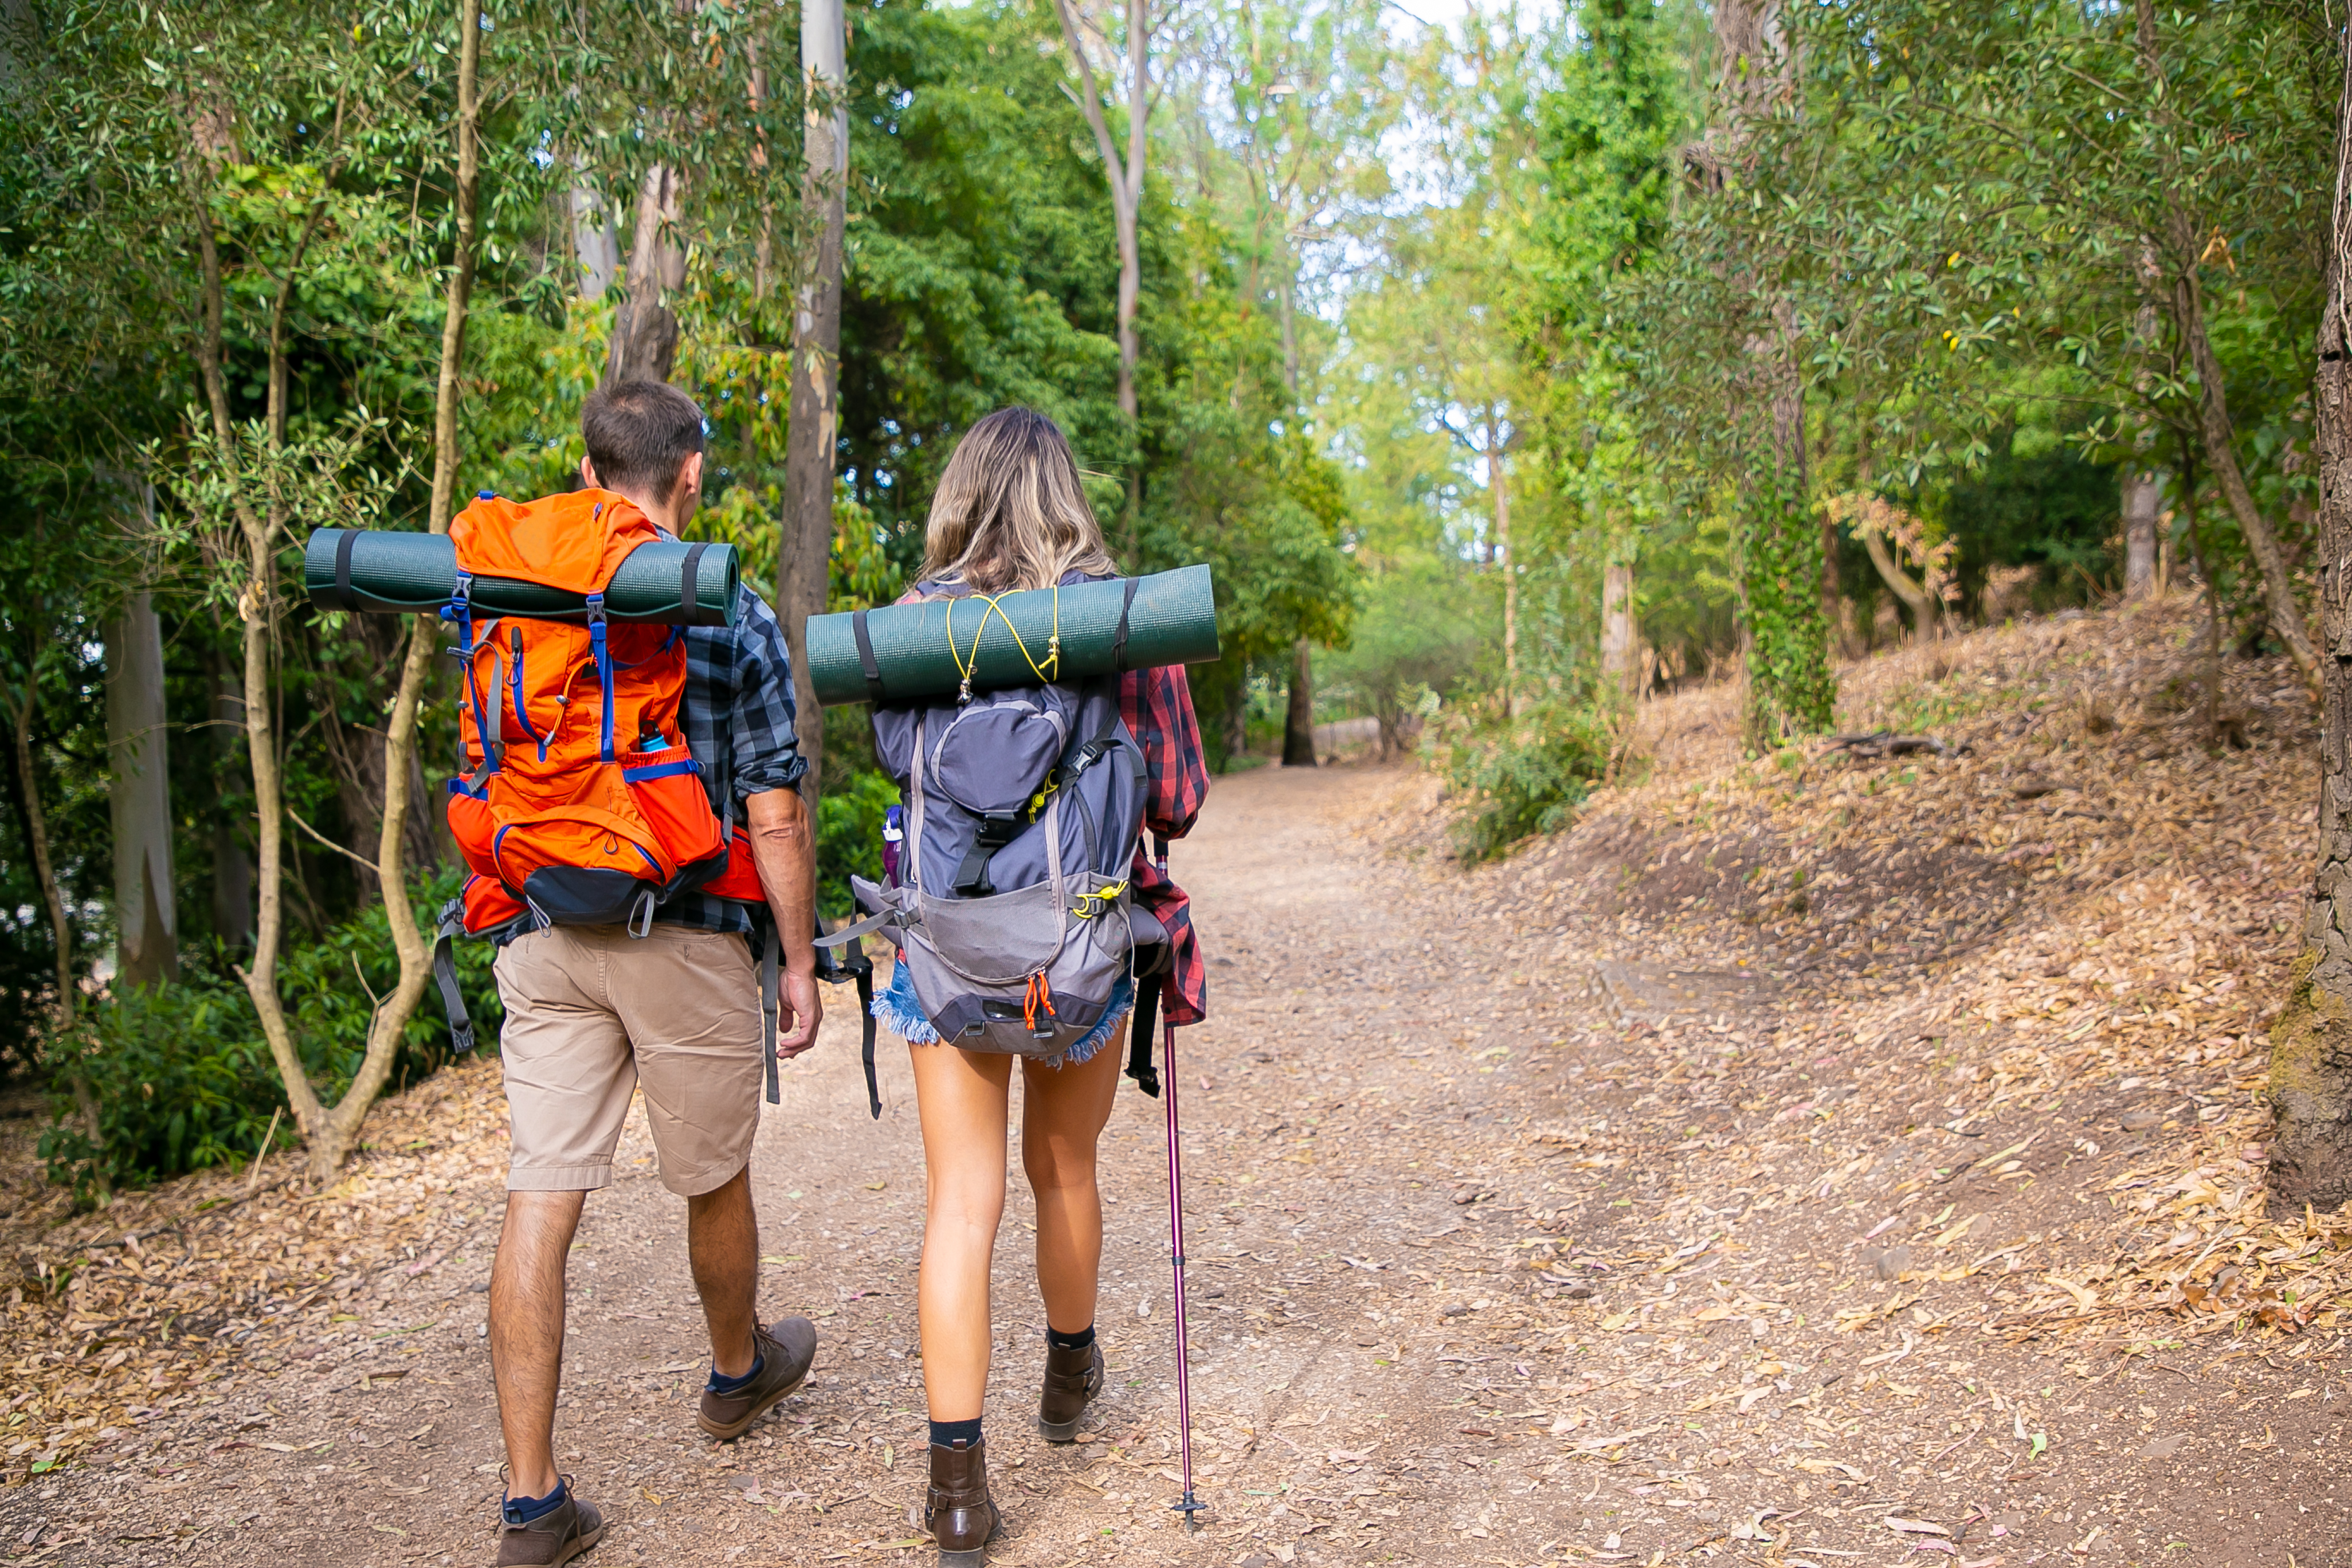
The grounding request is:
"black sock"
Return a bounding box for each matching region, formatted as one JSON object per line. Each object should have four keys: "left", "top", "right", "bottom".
{"left": 1045, "top": 1323, "right": 1096, "bottom": 1352}
{"left": 707, "top": 1353, "right": 765, "bottom": 1395}
{"left": 502, "top": 1478, "right": 567, "bottom": 1526}
{"left": 930, "top": 1416, "right": 983, "bottom": 1449}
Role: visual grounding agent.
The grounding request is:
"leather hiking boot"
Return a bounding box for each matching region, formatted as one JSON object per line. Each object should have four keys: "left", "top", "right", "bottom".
{"left": 1036, "top": 1340, "right": 1104, "bottom": 1442}
{"left": 925, "top": 1436, "right": 1002, "bottom": 1566}
{"left": 494, "top": 1484, "right": 604, "bottom": 1567}
{"left": 696, "top": 1317, "right": 818, "bottom": 1440}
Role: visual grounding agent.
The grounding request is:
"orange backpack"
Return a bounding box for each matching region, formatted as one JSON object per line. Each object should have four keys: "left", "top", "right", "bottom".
{"left": 439, "top": 488, "right": 762, "bottom": 947}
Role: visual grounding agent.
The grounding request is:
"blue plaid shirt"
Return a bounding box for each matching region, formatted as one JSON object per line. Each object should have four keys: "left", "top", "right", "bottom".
{"left": 658, "top": 584, "right": 807, "bottom": 934}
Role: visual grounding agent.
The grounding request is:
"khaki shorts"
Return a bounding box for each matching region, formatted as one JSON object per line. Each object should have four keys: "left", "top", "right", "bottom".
{"left": 492, "top": 922, "right": 763, "bottom": 1197}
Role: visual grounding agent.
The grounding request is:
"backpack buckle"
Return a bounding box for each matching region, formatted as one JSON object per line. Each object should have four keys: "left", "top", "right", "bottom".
{"left": 950, "top": 812, "right": 1022, "bottom": 897}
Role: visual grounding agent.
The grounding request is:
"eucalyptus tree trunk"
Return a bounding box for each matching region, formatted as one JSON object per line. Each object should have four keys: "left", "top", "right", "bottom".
{"left": 1601, "top": 560, "right": 1638, "bottom": 696}
{"left": 1710, "top": 0, "right": 1834, "bottom": 748}
{"left": 570, "top": 183, "right": 619, "bottom": 301}
{"left": 8, "top": 672, "right": 70, "bottom": 1022}
{"left": 2120, "top": 464, "right": 2162, "bottom": 599}
{"left": 2267, "top": 32, "right": 2352, "bottom": 1213}
{"left": 107, "top": 587, "right": 178, "bottom": 987}
{"left": 605, "top": 164, "right": 681, "bottom": 386}
{"left": 1051, "top": 0, "right": 1149, "bottom": 536}
{"left": 1488, "top": 406, "right": 1517, "bottom": 715}
{"left": 1281, "top": 641, "right": 1316, "bottom": 767}
{"left": 779, "top": 0, "right": 848, "bottom": 798}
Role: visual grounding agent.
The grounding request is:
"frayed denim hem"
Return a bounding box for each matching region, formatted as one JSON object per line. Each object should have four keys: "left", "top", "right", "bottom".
{"left": 871, "top": 959, "right": 942, "bottom": 1045}
{"left": 873, "top": 958, "right": 1134, "bottom": 1068}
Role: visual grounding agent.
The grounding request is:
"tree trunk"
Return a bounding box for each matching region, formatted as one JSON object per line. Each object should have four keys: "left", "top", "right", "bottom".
{"left": 11, "top": 660, "right": 105, "bottom": 1196}
{"left": 210, "top": 664, "right": 253, "bottom": 951}
{"left": 107, "top": 587, "right": 178, "bottom": 988}
{"left": 1281, "top": 638, "right": 1316, "bottom": 767}
{"left": 604, "top": 164, "right": 681, "bottom": 386}
{"left": 1860, "top": 526, "right": 1936, "bottom": 638}
{"left": 570, "top": 182, "right": 619, "bottom": 301}
{"left": 2120, "top": 462, "right": 2162, "bottom": 599}
{"left": 2267, "top": 30, "right": 2352, "bottom": 1212}
{"left": 1714, "top": 0, "right": 1834, "bottom": 748}
{"left": 1600, "top": 559, "right": 1638, "bottom": 696}
{"left": 779, "top": 0, "right": 848, "bottom": 801}
{"left": 2171, "top": 267, "right": 2320, "bottom": 697}
{"left": 1050, "top": 0, "right": 1147, "bottom": 540}
{"left": 10, "top": 681, "right": 70, "bottom": 1022}
{"left": 2131, "top": 0, "right": 2316, "bottom": 696}
{"left": 305, "top": 0, "right": 485, "bottom": 1177}
{"left": 1489, "top": 408, "right": 1516, "bottom": 715}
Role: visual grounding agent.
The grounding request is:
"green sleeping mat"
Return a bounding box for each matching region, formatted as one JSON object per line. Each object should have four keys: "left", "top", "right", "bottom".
{"left": 303, "top": 528, "right": 740, "bottom": 626}
{"left": 806, "top": 565, "right": 1220, "bottom": 706}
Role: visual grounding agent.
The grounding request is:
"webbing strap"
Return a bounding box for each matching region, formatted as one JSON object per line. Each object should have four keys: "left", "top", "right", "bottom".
{"left": 1126, "top": 972, "right": 1162, "bottom": 1097}
{"left": 851, "top": 609, "right": 885, "bottom": 704}
{"left": 858, "top": 965, "right": 879, "bottom": 1120}
{"left": 680, "top": 542, "right": 709, "bottom": 624}
{"left": 430, "top": 899, "right": 476, "bottom": 1054}
{"left": 1113, "top": 576, "right": 1140, "bottom": 671}
{"left": 587, "top": 593, "right": 614, "bottom": 763}
{"left": 814, "top": 907, "right": 895, "bottom": 947}
{"left": 334, "top": 528, "right": 362, "bottom": 611}
{"left": 761, "top": 922, "right": 781, "bottom": 1106}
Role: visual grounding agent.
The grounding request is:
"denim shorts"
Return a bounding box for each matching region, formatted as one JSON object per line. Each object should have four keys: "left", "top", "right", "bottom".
{"left": 872, "top": 958, "right": 1135, "bottom": 1067}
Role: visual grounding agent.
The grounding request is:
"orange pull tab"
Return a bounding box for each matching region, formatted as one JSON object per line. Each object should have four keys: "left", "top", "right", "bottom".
{"left": 1022, "top": 972, "right": 1057, "bottom": 1032}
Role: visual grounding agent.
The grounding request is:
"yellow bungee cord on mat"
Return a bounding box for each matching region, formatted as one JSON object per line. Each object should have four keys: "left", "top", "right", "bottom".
{"left": 946, "top": 582, "right": 1061, "bottom": 704}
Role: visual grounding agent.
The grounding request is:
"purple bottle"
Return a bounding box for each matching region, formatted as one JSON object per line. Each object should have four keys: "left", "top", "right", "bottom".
{"left": 882, "top": 804, "right": 904, "bottom": 886}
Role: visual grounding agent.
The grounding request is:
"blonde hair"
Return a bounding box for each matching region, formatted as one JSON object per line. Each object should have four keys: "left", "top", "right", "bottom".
{"left": 919, "top": 407, "right": 1117, "bottom": 593}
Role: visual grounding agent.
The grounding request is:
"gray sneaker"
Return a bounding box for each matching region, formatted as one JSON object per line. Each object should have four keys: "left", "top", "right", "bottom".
{"left": 696, "top": 1317, "right": 818, "bottom": 1440}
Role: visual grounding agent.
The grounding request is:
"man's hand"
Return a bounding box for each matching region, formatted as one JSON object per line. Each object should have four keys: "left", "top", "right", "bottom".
{"left": 778, "top": 966, "right": 824, "bottom": 1057}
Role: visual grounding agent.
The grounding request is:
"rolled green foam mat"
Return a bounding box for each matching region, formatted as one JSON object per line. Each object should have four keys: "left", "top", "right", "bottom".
{"left": 806, "top": 565, "right": 1220, "bottom": 705}
{"left": 303, "top": 528, "right": 740, "bottom": 626}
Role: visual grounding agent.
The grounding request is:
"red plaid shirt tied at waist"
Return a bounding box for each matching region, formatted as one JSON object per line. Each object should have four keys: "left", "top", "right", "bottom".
{"left": 1119, "top": 663, "right": 1211, "bottom": 1026}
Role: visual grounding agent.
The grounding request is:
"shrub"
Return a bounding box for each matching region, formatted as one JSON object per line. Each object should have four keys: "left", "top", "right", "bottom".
{"left": 38, "top": 869, "right": 501, "bottom": 1197}
{"left": 1440, "top": 696, "right": 1618, "bottom": 862}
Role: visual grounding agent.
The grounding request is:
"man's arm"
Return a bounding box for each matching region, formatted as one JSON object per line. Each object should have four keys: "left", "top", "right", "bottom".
{"left": 745, "top": 786, "right": 824, "bottom": 1056}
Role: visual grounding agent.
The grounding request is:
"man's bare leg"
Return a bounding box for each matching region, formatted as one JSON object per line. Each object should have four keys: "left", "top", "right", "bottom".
{"left": 687, "top": 1164, "right": 760, "bottom": 1378}
{"left": 489, "top": 1190, "right": 587, "bottom": 1501}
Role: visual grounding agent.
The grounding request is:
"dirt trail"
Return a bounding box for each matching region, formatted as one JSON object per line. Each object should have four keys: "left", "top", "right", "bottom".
{"left": 2, "top": 756, "right": 2345, "bottom": 1567}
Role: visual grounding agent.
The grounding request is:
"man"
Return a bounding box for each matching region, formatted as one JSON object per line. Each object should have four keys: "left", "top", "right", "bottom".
{"left": 487, "top": 379, "right": 825, "bottom": 1567}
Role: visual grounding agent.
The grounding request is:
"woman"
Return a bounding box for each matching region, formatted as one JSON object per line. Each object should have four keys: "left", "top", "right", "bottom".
{"left": 873, "top": 407, "right": 1209, "bottom": 1564}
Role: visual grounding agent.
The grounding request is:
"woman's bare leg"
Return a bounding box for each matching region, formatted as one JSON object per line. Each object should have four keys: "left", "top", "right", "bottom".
{"left": 1020, "top": 1023, "right": 1127, "bottom": 1334}
{"left": 910, "top": 1042, "right": 1013, "bottom": 1422}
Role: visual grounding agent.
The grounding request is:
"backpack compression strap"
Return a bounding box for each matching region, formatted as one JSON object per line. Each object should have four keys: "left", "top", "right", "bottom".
{"left": 431, "top": 898, "right": 477, "bottom": 1055}
{"left": 774, "top": 914, "right": 883, "bottom": 1117}
{"left": 761, "top": 923, "right": 781, "bottom": 1105}
{"left": 1123, "top": 832, "right": 1175, "bottom": 1097}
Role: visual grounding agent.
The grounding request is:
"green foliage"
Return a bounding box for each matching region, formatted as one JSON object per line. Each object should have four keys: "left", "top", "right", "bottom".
{"left": 38, "top": 871, "right": 497, "bottom": 1196}
{"left": 1438, "top": 695, "right": 1616, "bottom": 862}
{"left": 39, "top": 983, "right": 283, "bottom": 1202}
{"left": 816, "top": 769, "right": 901, "bottom": 924}
{"left": 1739, "top": 464, "right": 1838, "bottom": 745}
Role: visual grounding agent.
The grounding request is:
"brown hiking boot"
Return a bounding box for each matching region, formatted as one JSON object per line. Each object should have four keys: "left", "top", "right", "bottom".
{"left": 1036, "top": 1340, "right": 1104, "bottom": 1441}
{"left": 925, "top": 1436, "right": 1002, "bottom": 1565}
{"left": 696, "top": 1317, "right": 818, "bottom": 1440}
{"left": 494, "top": 1482, "right": 603, "bottom": 1567}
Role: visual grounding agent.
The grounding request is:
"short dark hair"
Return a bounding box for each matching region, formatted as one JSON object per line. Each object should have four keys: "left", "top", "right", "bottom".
{"left": 582, "top": 379, "right": 705, "bottom": 503}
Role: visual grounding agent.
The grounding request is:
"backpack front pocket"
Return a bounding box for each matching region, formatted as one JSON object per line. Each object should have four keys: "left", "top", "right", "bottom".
{"left": 623, "top": 746, "right": 726, "bottom": 876}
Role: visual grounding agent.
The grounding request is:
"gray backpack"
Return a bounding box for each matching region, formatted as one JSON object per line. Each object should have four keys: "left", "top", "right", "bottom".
{"left": 820, "top": 671, "right": 1150, "bottom": 1079}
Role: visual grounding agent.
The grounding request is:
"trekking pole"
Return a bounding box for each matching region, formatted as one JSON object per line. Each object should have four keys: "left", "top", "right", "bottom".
{"left": 1162, "top": 1007, "right": 1204, "bottom": 1527}
{"left": 1153, "top": 835, "right": 1205, "bottom": 1528}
